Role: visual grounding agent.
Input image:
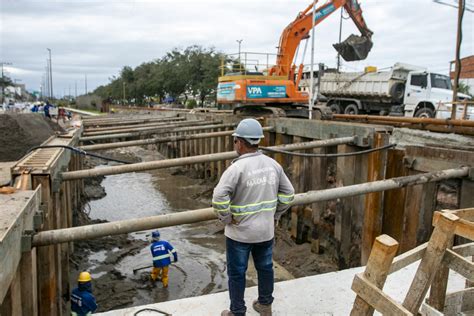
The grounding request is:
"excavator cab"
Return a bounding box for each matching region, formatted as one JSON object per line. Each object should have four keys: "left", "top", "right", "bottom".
{"left": 333, "top": 34, "right": 373, "bottom": 62}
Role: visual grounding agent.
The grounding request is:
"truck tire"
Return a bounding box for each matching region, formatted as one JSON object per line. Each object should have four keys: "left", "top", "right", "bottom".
{"left": 344, "top": 104, "right": 359, "bottom": 115}
{"left": 390, "top": 82, "right": 405, "bottom": 104}
{"left": 414, "top": 107, "right": 434, "bottom": 118}
{"left": 329, "top": 103, "right": 343, "bottom": 114}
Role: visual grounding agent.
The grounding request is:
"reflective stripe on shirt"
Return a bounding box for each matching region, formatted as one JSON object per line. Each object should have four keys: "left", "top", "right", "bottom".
{"left": 153, "top": 253, "right": 171, "bottom": 261}
{"left": 230, "top": 199, "right": 278, "bottom": 216}
{"left": 212, "top": 200, "right": 230, "bottom": 211}
{"left": 278, "top": 193, "right": 294, "bottom": 204}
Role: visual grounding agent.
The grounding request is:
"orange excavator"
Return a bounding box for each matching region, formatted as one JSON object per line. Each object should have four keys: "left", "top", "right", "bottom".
{"left": 217, "top": 0, "right": 373, "bottom": 117}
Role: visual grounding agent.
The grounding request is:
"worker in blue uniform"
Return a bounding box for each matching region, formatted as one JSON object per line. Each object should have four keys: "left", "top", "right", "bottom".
{"left": 71, "top": 271, "right": 97, "bottom": 316}
{"left": 150, "top": 230, "right": 178, "bottom": 288}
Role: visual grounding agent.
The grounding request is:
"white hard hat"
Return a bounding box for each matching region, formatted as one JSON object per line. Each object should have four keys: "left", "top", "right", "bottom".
{"left": 232, "top": 118, "right": 264, "bottom": 145}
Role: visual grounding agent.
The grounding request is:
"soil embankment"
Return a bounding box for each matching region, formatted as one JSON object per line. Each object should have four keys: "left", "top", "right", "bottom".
{"left": 0, "top": 113, "right": 62, "bottom": 161}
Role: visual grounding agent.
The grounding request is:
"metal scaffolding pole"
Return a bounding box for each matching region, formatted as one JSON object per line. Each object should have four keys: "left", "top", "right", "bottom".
{"left": 83, "top": 119, "right": 193, "bottom": 133}
{"left": 79, "top": 123, "right": 237, "bottom": 142}
{"left": 333, "top": 114, "right": 474, "bottom": 127}
{"left": 80, "top": 127, "right": 275, "bottom": 151}
{"left": 81, "top": 120, "right": 218, "bottom": 136}
{"left": 83, "top": 117, "right": 185, "bottom": 128}
{"left": 33, "top": 167, "right": 469, "bottom": 247}
{"left": 62, "top": 137, "right": 357, "bottom": 181}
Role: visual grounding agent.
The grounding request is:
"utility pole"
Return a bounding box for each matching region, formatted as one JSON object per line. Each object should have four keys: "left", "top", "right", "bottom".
{"left": 85, "top": 74, "right": 88, "bottom": 95}
{"left": 1, "top": 61, "right": 12, "bottom": 104}
{"left": 47, "top": 48, "right": 53, "bottom": 99}
{"left": 236, "top": 39, "right": 243, "bottom": 71}
{"left": 309, "top": 0, "right": 316, "bottom": 120}
{"left": 336, "top": 7, "right": 343, "bottom": 72}
{"left": 45, "top": 63, "right": 50, "bottom": 99}
{"left": 451, "top": 0, "right": 464, "bottom": 119}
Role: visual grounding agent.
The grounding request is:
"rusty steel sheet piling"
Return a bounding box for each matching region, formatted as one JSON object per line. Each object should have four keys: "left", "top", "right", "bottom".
{"left": 79, "top": 122, "right": 234, "bottom": 142}
{"left": 80, "top": 127, "right": 275, "bottom": 151}
{"left": 32, "top": 167, "right": 469, "bottom": 246}
{"left": 81, "top": 120, "right": 218, "bottom": 136}
{"left": 62, "top": 137, "right": 358, "bottom": 181}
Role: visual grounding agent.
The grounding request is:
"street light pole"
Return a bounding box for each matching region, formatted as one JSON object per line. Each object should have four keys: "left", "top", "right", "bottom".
{"left": 47, "top": 48, "right": 53, "bottom": 99}
{"left": 236, "top": 39, "right": 243, "bottom": 71}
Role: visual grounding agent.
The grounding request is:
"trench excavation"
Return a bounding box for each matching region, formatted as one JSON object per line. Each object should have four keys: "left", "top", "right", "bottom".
{"left": 1, "top": 110, "right": 473, "bottom": 315}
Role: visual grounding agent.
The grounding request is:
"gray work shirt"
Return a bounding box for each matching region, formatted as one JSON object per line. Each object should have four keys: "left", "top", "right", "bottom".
{"left": 212, "top": 151, "right": 294, "bottom": 243}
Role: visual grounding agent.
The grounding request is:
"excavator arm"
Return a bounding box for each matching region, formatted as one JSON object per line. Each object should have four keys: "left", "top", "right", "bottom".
{"left": 270, "top": 0, "right": 373, "bottom": 78}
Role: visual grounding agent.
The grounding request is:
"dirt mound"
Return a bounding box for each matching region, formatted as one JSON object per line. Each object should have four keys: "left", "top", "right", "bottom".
{"left": 0, "top": 113, "right": 57, "bottom": 162}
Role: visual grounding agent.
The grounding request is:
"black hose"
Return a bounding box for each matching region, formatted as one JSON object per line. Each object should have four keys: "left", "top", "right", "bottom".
{"left": 260, "top": 143, "right": 396, "bottom": 158}
{"left": 27, "top": 145, "right": 133, "bottom": 164}
{"left": 133, "top": 308, "right": 172, "bottom": 315}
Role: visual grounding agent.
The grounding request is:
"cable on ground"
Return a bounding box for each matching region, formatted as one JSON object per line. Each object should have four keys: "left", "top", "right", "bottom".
{"left": 27, "top": 145, "right": 133, "bottom": 164}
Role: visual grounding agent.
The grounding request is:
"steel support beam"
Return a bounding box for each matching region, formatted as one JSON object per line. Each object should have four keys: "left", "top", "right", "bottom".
{"left": 83, "top": 117, "right": 185, "bottom": 131}
{"left": 81, "top": 120, "right": 216, "bottom": 136}
{"left": 62, "top": 137, "right": 357, "bottom": 181}
{"left": 80, "top": 127, "right": 274, "bottom": 151}
{"left": 32, "top": 167, "right": 469, "bottom": 247}
{"left": 332, "top": 114, "right": 474, "bottom": 128}
{"left": 79, "top": 122, "right": 228, "bottom": 142}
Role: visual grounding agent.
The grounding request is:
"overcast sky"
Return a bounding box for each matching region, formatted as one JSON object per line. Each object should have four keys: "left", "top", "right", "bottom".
{"left": 1, "top": 0, "right": 473, "bottom": 97}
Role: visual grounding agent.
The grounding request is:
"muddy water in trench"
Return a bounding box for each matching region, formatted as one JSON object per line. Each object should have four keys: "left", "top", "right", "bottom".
{"left": 87, "top": 147, "right": 227, "bottom": 307}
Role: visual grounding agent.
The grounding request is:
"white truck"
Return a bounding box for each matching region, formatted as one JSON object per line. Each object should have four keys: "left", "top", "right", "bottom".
{"left": 318, "top": 63, "right": 472, "bottom": 118}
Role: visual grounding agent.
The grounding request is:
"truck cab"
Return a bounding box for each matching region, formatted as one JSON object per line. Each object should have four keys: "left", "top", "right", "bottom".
{"left": 404, "top": 71, "right": 471, "bottom": 118}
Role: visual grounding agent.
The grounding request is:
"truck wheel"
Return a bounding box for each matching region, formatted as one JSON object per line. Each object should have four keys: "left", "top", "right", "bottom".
{"left": 390, "top": 82, "right": 405, "bottom": 104}
{"left": 329, "top": 104, "right": 343, "bottom": 114}
{"left": 344, "top": 104, "right": 359, "bottom": 115}
{"left": 414, "top": 107, "right": 434, "bottom": 118}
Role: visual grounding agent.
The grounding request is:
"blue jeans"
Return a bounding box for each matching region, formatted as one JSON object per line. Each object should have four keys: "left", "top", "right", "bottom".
{"left": 226, "top": 237, "right": 274, "bottom": 316}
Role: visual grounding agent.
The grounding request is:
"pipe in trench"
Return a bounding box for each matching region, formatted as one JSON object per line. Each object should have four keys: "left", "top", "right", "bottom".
{"left": 79, "top": 123, "right": 236, "bottom": 142}
{"left": 62, "top": 136, "right": 358, "bottom": 181}
{"left": 83, "top": 115, "right": 184, "bottom": 124}
{"left": 32, "top": 167, "right": 470, "bottom": 247}
{"left": 80, "top": 127, "right": 275, "bottom": 151}
{"left": 82, "top": 120, "right": 219, "bottom": 136}
{"left": 332, "top": 114, "right": 474, "bottom": 128}
{"left": 83, "top": 118, "right": 186, "bottom": 131}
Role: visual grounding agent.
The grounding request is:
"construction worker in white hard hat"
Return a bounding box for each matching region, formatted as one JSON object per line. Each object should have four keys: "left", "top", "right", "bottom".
{"left": 71, "top": 271, "right": 97, "bottom": 316}
{"left": 213, "top": 118, "right": 295, "bottom": 316}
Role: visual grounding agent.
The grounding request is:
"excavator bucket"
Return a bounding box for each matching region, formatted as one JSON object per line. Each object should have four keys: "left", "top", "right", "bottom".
{"left": 333, "top": 34, "right": 373, "bottom": 62}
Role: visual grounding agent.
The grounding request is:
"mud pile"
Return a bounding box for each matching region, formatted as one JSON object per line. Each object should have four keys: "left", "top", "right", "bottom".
{"left": 0, "top": 113, "right": 61, "bottom": 161}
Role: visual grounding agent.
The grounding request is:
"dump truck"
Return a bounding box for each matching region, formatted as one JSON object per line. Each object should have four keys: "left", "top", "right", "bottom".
{"left": 319, "top": 63, "right": 472, "bottom": 118}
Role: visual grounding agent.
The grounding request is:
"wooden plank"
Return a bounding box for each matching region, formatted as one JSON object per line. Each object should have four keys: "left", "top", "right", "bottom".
{"left": 452, "top": 242, "right": 474, "bottom": 257}
{"left": 33, "top": 175, "right": 58, "bottom": 316}
{"left": 402, "top": 212, "right": 459, "bottom": 314}
{"left": 382, "top": 149, "right": 407, "bottom": 245}
{"left": 351, "top": 234, "right": 399, "bottom": 315}
{"left": 426, "top": 237, "right": 453, "bottom": 312}
{"left": 400, "top": 176, "right": 423, "bottom": 253}
{"left": 433, "top": 212, "right": 474, "bottom": 240}
{"left": 361, "top": 133, "right": 389, "bottom": 264}
{"left": 389, "top": 242, "right": 427, "bottom": 274}
{"left": 443, "top": 249, "right": 474, "bottom": 282}
{"left": 336, "top": 144, "right": 356, "bottom": 268}
{"left": 20, "top": 249, "right": 38, "bottom": 316}
{"left": 351, "top": 274, "right": 412, "bottom": 315}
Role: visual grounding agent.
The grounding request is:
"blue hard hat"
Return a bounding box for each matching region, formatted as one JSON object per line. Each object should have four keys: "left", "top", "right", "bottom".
{"left": 152, "top": 231, "right": 160, "bottom": 238}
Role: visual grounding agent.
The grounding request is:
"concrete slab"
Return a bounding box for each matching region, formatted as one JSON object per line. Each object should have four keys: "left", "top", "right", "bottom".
{"left": 0, "top": 161, "right": 15, "bottom": 186}
{"left": 0, "top": 188, "right": 40, "bottom": 302}
{"left": 97, "top": 261, "right": 466, "bottom": 316}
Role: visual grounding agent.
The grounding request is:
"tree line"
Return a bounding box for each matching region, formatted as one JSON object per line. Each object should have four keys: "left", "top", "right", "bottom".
{"left": 93, "top": 45, "right": 225, "bottom": 107}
